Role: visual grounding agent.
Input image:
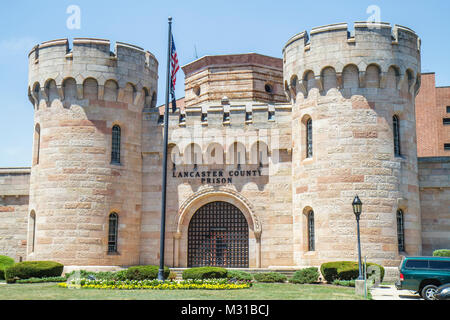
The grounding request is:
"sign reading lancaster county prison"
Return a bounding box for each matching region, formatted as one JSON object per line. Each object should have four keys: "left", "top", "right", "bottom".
{"left": 172, "top": 169, "right": 263, "bottom": 184}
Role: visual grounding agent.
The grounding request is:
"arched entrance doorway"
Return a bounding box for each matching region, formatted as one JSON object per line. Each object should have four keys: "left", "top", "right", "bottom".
{"left": 188, "top": 201, "right": 249, "bottom": 268}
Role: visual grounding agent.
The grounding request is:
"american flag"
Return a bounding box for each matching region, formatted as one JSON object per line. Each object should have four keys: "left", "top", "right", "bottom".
{"left": 170, "top": 34, "right": 179, "bottom": 113}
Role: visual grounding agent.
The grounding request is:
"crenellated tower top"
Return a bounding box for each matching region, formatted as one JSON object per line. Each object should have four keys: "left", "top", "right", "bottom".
{"left": 28, "top": 38, "right": 158, "bottom": 109}
{"left": 283, "top": 22, "right": 421, "bottom": 99}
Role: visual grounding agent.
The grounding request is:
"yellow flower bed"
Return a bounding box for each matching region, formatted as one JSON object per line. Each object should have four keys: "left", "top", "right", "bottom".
{"left": 58, "top": 279, "right": 251, "bottom": 290}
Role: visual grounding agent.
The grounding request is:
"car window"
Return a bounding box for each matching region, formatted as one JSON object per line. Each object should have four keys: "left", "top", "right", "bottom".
{"left": 405, "top": 260, "right": 429, "bottom": 269}
{"left": 429, "top": 260, "right": 450, "bottom": 270}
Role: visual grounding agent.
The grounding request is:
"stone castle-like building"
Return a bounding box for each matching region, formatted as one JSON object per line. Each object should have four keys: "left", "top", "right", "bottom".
{"left": 0, "top": 22, "right": 449, "bottom": 271}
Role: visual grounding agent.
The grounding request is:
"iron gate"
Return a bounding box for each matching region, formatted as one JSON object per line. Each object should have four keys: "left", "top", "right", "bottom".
{"left": 188, "top": 201, "right": 249, "bottom": 268}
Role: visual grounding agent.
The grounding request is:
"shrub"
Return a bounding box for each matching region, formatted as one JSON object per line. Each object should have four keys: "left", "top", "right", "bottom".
{"left": 253, "top": 272, "right": 287, "bottom": 283}
{"left": 0, "top": 255, "right": 14, "bottom": 280}
{"left": 182, "top": 267, "right": 227, "bottom": 280}
{"left": 226, "top": 270, "right": 253, "bottom": 281}
{"left": 433, "top": 249, "right": 450, "bottom": 257}
{"left": 113, "top": 269, "right": 128, "bottom": 281}
{"left": 320, "top": 261, "right": 385, "bottom": 283}
{"left": 332, "top": 279, "right": 355, "bottom": 287}
{"left": 124, "top": 265, "right": 170, "bottom": 281}
{"left": 16, "top": 276, "right": 66, "bottom": 284}
{"left": 168, "top": 271, "right": 178, "bottom": 281}
{"left": 5, "top": 261, "right": 64, "bottom": 283}
{"left": 290, "top": 267, "right": 320, "bottom": 284}
{"left": 64, "top": 270, "right": 121, "bottom": 281}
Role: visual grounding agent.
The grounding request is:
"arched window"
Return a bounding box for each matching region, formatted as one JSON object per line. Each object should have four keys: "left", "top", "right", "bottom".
{"left": 393, "top": 115, "right": 401, "bottom": 157}
{"left": 30, "top": 211, "right": 36, "bottom": 253}
{"left": 397, "top": 210, "right": 405, "bottom": 252}
{"left": 111, "top": 125, "right": 121, "bottom": 164}
{"left": 308, "top": 210, "right": 315, "bottom": 251}
{"left": 108, "top": 213, "right": 119, "bottom": 253}
{"left": 306, "top": 118, "right": 313, "bottom": 158}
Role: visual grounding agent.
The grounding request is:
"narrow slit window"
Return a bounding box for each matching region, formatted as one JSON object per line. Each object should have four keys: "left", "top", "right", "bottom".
{"left": 179, "top": 113, "right": 186, "bottom": 124}
{"left": 306, "top": 119, "right": 313, "bottom": 158}
{"left": 308, "top": 210, "right": 315, "bottom": 251}
{"left": 397, "top": 209, "right": 405, "bottom": 252}
{"left": 223, "top": 112, "right": 230, "bottom": 123}
{"left": 108, "top": 213, "right": 119, "bottom": 253}
{"left": 111, "top": 125, "right": 121, "bottom": 164}
{"left": 393, "top": 115, "right": 401, "bottom": 157}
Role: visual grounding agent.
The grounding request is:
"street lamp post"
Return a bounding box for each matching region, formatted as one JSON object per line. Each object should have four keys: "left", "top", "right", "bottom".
{"left": 352, "top": 195, "right": 364, "bottom": 281}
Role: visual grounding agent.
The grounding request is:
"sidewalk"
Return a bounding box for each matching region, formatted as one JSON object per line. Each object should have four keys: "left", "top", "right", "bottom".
{"left": 370, "top": 285, "right": 421, "bottom": 300}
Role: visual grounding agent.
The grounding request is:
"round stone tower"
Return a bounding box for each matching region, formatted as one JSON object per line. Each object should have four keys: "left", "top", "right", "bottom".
{"left": 284, "top": 22, "right": 422, "bottom": 267}
{"left": 27, "top": 38, "right": 158, "bottom": 266}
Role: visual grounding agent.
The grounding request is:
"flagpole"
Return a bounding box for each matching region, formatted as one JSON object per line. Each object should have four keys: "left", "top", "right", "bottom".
{"left": 158, "top": 16, "right": 172, "bottom": 281}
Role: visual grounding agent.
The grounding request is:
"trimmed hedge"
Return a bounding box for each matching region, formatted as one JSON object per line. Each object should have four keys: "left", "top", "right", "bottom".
{"left": 290, "top": 267, "right": 320, "bottom": 284}
{"left": 16, "top": 276, "right": 66, "bottom": 284}
{"left": 0, "top": 255, "right": 15, "bottom": 280}
{"left": 5, "top": 261, "right": 64, "bottom": 283}
{"left": 123, "top": 265, "right": 170, "bottom": 280}
{"left": 320, "top": 261, "right": 385, "bottom": 283}
{"left": 226, "top": 270, "right": 253, "bottom": 281}
{"left": 253, "top": 272, "right": 287, "bottom": 283}
{"left": 182, "top": 267, "right": 227, "bottom": 280}
{"left": 433, "top": 249, "right": 450, "bottom": 257}
{"left": 63, "top": 267, "right": 170, "bottom": 282}
{"left": 64, "top": 270, "right": 121, "bottom": 281}
{"left": 332, "top": 279, "right": 355, "bottom": 287}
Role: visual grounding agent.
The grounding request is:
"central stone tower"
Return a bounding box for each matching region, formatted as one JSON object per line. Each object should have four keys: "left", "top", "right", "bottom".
{"left": 27, "top": 38, "right": 158, "bottom": 266}
{"left": 284, "top": 22, "right": 422, "bottom": 267}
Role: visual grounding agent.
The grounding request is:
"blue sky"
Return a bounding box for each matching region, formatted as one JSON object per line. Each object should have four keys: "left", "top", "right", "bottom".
{"left": 1, "top": 0, "right": 449, "bottom": 167}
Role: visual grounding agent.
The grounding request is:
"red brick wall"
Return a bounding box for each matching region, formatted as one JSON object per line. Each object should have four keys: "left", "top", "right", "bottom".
{"left": 436, "top": 86, "right": 450, "bottom": 152}
{"left": 416, "top": 73, "right": 450, "bottom": 157}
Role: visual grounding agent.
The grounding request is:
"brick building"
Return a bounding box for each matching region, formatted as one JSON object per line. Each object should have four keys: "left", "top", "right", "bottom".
{"left": 415, "top": 72, "right": 450, "bottom": 157}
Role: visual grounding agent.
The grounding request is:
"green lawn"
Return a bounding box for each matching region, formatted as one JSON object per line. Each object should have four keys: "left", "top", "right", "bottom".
{"left": 0, "top": 282, "right": 367, "bottom": 300}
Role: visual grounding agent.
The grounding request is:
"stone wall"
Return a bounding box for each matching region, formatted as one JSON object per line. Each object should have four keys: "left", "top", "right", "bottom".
{"left": 27, "top": 38, "right": 158, "bottom": 266}
{"left": 418, "top": 157, "right": 450, "bottom": 255}
{"left": 141, "top": 53, "right": 294, "bottom": 268}
{"left": 284, "top": 22, "right": 422, "bottom": 267}
{"left": 141, "top": 101, "right": 293, "bottom": 268}
{"left": 0, "top": 168, "right": 30, "bottom": 262}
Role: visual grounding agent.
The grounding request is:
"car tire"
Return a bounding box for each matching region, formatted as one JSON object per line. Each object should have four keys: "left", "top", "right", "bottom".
{"left": 421, "top": 285, "right": 438, "bottom": 300}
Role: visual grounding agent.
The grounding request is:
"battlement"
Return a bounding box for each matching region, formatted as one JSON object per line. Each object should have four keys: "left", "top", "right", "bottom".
{"left": 283, "top": 22, "right": 420, "bottom": 53}
{"left": 28, "top": 38, "right": 159, "bottom": 109}
{"left": 146, "top": 101, "right": 292, "bottom": 128}
{"left": 29, "top": 38, "right": 157, "bottom": 67}
{"left": 283, "top": 22, "right": 422, "bottom": 99}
